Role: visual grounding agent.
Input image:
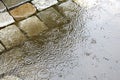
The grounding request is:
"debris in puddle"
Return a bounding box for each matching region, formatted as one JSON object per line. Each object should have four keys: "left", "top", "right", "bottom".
{"left": 103, "top": 57, "right": 109, "bottom": 61}
{"left": 91, "top": 39, "right": 96, "bottom": 44}
{"left": 84, "top": 52, "right": 92, "bottom": 56}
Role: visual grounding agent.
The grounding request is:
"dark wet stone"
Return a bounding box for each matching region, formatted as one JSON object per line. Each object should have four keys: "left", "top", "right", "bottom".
{"left": 56, "top": 0, "right": 80, "bottom": 19}
{"left": 18, "top": 16, "right": 48, "bottom": 37}
{"left": 58, "top": 0, "right": 67, "bottom": 2}
{"left": 37, "top": 7, "right": 69, "bottom": 28}
{"left": 0, "top": 44, "right": 5, "bottom": 53}
{"left": 0, "top": 24, "right": 26, "bottom": 49}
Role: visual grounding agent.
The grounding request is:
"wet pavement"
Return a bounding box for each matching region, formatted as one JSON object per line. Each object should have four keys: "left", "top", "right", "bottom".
{"left": 0, "top": 0, "right": 120, "bottom": 80}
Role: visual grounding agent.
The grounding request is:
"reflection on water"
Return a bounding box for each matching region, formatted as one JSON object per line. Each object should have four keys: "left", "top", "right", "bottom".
{"left": 0, "top": 0, "right": 120, "bottom": 80}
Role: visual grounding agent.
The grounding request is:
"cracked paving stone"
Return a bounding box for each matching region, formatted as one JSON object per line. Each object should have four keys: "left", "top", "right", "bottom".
{"left": 37, "top": 7, "right": 69, "bottom": 28}
{"left": 0, "top": 43, "right": 5, "bottom": 53}
{"left": 0, "top": 75, "right": 22, "bottom": 80}
{"left": 0, "top": 1, "right": 6, "bottom": 12}
{"left": 2, "top": 0, "right": 31, "bottom": 9}
{"left": 10, "top": 3, "right": 36, "bottom": 21}
{"left": 18, "top": 16, "right": 48, "bottom": 37}
{"left": 32, "top": 0, "right": 58, "bottom": 11}
{"left": 0, "top": 25, "right": 26, "bottom": 49}
{"left": 0, "top": 12, "right": 15, "bottom": 28}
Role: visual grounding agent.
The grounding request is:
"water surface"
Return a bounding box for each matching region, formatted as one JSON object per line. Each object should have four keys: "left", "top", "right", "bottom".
{"left": 0, "top": 0, "right": 120, "bottom": 80}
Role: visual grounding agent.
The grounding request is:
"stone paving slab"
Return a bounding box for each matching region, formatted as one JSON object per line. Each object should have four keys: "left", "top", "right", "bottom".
{"left": 0, "top": 12, "right": 15, "bottom": 28}
{"left": 10, "top": 3, "right": 36, "bottom": 21}
{"left": 32, "top": 0, "right": 58, "bottom": 11}
{"left": 37, "top": 7, "right": 68, "bottom": 28}
{"left": 56, "top": 0, "right": 79, "bottom": 19}
{"left": 2, "top": 0, "right": 31, "bottom": 9}
{"left": 0, "top": 43, "right": 5, "bottom": 53}
{"left": 0, "top": 24, "right": 26, "bottom": 49}
{"left": 0, "top": 1, "right": 6, "bottom": 12}
{"left": 18, "top": 16, "right": 48, "bottom": 37}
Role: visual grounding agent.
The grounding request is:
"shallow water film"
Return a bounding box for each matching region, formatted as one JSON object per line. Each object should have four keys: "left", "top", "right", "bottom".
{"left": 0, "top": 0, "right": 120, "bottom": 80}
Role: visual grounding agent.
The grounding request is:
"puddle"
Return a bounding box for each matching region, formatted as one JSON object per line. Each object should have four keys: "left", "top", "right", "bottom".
{"left": 0, "top": 0, "right": 120, "bottom": 80}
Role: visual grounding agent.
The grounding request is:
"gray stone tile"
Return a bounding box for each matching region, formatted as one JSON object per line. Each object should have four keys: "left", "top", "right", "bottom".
{"left": 32, "top": 0, "right": 58, "bottom": 11}
{"left": 2, "top": 0, "right": 31, "bottom": 9}
{"left": 0, "top": 12, "right": 15, "bottom": 28}
{"left": 37, "top": 7, "right": 69, "bottom": 28}
{"left": 0, "top": 43, "right": 5, "bottom": 53}
{"left": 0, "top": 24, "right": 26, "bottom": 49}
{"left": 0, "top": 1, "right": 6, "bottom": 12}
{"left": 18, "top": 16, "right": 48, "bottom": 37}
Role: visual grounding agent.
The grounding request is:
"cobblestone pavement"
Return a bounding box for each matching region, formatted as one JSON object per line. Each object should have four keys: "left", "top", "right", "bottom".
{"left": 0, "top": 0, "right": 69, "bottom": 53}
{"left": 0, "top": 0, "right": 120, "bottom": 80}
